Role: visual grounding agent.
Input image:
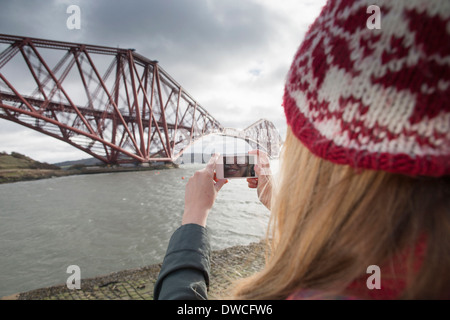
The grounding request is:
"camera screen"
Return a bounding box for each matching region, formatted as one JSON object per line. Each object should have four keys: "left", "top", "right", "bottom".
{"left": 223, "top": 155, "right": 256, "bottom": 178}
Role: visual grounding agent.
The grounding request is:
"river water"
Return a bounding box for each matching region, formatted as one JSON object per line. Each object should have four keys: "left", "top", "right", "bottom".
{"left": 0, "top": 163, "right": 273, "bottom": 297}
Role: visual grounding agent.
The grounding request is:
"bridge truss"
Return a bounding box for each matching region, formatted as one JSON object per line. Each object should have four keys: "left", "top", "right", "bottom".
{"left": 0, "top": 34, "right": 281, "bottom": 164}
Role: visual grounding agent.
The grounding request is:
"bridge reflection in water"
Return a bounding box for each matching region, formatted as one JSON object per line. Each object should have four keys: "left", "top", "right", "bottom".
{"left": 0, "top": 34, "right": 282, "bottom": 165}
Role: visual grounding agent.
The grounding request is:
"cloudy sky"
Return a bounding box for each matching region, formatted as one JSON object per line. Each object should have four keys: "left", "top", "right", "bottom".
{"left": 0, "top": 0, "right": 326, "bottom": 163}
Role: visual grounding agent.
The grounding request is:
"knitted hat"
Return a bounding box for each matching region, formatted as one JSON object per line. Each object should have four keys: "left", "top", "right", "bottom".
{"left": 283, "top": 0, "right": 450, "bottom": 177}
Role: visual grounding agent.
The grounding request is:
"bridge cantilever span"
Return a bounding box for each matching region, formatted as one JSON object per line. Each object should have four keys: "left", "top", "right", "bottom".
{"left": 221, "top": 119, "right": 283, "bottom": 159}
{"left": 0, "top": 34, "right": 281, "bottom": 164}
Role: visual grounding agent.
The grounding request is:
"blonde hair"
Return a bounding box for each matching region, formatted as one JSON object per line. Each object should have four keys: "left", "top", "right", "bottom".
{"left": 232, "top": 127, "right": 450, "bottom": 299}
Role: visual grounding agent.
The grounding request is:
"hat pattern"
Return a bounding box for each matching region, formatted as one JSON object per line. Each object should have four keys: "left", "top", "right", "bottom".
{"left": 284, "top": 0, "right": 450, "bottom": 176}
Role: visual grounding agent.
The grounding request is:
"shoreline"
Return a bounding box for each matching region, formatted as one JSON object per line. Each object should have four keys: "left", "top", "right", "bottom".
{"left": 2, "top": 241, "right": 266, "bottom": 300}
{"left": 0, "top": 163, "right": 178, "bottom": 184}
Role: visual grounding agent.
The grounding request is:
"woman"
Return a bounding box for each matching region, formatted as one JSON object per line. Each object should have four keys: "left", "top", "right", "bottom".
{"left": 154, "top": 0, "right": 450, "bottom": 300}
{"left": 223, "top": 155, "right": 256, "bottom": 178}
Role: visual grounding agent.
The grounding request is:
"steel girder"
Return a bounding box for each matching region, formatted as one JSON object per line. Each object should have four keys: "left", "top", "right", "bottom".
{"left": 0, "top": 34, "right": 223, "bottom": 164}
{"left": 221, "top": 119, "right": 283, "bottom": 159}
{"left": 0, "top": 34, "right": 282, "bottom": 164}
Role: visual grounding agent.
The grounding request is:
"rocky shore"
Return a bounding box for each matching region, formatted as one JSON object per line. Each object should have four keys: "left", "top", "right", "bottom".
{"left": 3, "top": 241, "right": 266, "bottom": 300}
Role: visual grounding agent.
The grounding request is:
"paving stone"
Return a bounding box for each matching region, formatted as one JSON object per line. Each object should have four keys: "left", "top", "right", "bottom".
{"left": 14, "top": 241, "right": 266, "bottom": 300}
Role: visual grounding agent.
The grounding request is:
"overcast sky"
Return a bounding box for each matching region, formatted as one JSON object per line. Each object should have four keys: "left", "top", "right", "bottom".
{"left": 0, "top": 0, "right": 326, "bottom": 163}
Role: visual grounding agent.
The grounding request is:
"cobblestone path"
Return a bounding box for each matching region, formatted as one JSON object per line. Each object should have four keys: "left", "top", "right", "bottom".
{"left": 11, "top": 242, "right": 266, "bottom": 300}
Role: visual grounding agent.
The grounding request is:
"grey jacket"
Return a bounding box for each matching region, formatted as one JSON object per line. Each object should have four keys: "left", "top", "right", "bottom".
{"left": 153, "top": 223, "right": 211, "bottom": 300}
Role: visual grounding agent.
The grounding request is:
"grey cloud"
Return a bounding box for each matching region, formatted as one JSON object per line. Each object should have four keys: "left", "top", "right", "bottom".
{"left": 82, "top": 0, "right": 282, "bottom": 70}
{"left": 0, "top": 1, "right": 76, "bottom": 39}
{"left": 0, "top": 0, "right": 325, "bottom": 161}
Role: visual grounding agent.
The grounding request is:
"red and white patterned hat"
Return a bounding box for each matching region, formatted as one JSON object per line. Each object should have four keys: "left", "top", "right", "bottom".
{"left": 283, "top": 0, "right": 450, "bottom": 176}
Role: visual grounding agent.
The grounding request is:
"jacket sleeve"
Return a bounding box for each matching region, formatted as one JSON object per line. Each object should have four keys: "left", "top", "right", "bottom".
{"left": 153, "top": 223, "right": 211, "bottom": 300}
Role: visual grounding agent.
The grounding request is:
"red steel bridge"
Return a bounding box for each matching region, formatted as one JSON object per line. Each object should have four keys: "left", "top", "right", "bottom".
{"left": 0, "top": 34, "right": 282, "bottom": 165}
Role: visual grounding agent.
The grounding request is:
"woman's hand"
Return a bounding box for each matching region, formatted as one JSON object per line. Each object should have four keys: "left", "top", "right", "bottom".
{"left": 247, "top": 150, "right": 272, "bottom": 210}
{"left": 182, "top": 154, "right": 228, "bottom": 227}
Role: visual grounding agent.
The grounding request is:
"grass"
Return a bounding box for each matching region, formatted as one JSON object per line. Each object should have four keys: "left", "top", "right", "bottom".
{"left": 0, "top": 152, "right": 66, "bottom": 184}
{"left": 0, "top": 152, "right": 59, "bottom": 170}
{"left": 0, "top": 151, "right": 178, "bottom": 184}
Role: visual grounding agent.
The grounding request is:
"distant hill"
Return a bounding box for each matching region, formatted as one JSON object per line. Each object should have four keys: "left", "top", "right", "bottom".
{"left": 0, "top": 152, "right": 67, "bottom": 183}
{"left": 53, "top": 157, "right": 102, "bottom": 168}
{"left": 0, "top": 152, "right": 176, "bottom": 184}
{"left": 0, "top": 152, "right": 60, "bottom": 170}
